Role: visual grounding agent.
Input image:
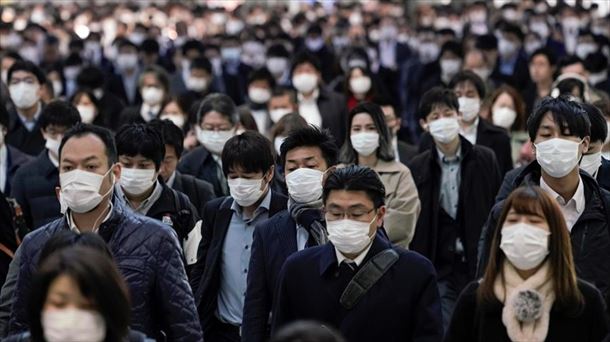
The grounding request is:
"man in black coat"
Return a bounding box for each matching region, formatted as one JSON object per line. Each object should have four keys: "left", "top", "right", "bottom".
{"left": 291, "top": 51, "right": 348, "bottom": 145}
{"left": 5, "top": 61, "right": 47, "bottom": 156}
{"left": 118, "top": 65, "right": 170, "bottom": 127}
{"left": 409, "top": 88, "right": 501, "bottom": 331}
{"left": 76, "top": 66, "right": 126, "bottom": 131}
{"left": 190, "top": 131, "right": 287, "bottom": 342}
{"left": 242, "top": 126, "right": 339, "bottom": 342}
{"left": 271, "top": 165, "right": 443, "bottom": 342}
{"left": 106, "top": 40, "right": 142, "bottom": 107}
{"left": 0, "top": 106, "right": 33, "bottom": 195}
{"left": 478, "top": 96, "right": 610, "bottom": 303}
{"left": 10, "top": 101, "right": 81, "bottom": 231}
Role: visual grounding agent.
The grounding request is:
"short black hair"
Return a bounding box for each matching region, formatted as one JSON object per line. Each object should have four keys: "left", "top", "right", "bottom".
{"left": 39, "top": 100, "right": 82, "bottom": 131}
{"left": 182, "top": 39, "right": 205, "bottom": 56}
{"left": 418, "top": 87, "right": 460, "bottom": 121}
{"left": 475, "top": 34, "right": 498, "bottom": 51}
{"left": 271, "top": 86, "right": 297, "bottom": 103}
{"left": 118, "top": 39, "right": 137, "bottom": 51}
{"left": 280, "top": 126, "right": 339, "bottom": 169}
{"left": 581, "top": 103, "right": 607, "bottom": 143}
{"left": 323, "top": 165, "right": 386, "bottom": 208}
{"left": 449, "top": 70, "right": 486, "bottom": 98}
{"left": 440, "top": 40, "right": 464, "bottom": 59}
{"left": 76, "top": 66, "right": 105, "bottom": 90}
{"left": 190, "top": 56, "right": 212, "bottom": 74}
{"left": 140, "top": 38, "right": 160, "bottom": 54}
{"left": 500, "top": 21, "right": 525, "bottom": 41}
{"left": 529, "top": 47, "right": 557, "bottom": 66}
{"left": 139, "top": 65, "right": 170, "bottom": 93}
{"left": 248, "top": 67, "right": 276, "bottom": 88}
{"left": 267, "top": 44, "right": 290, "bottom": 58}
{"left": 197, "top": 93, "right": 239, "bottom": 125}
{"left": 7, "top": 60, "right": 46, "bottom": 85}
{"left": 341, "top": 102, "right": 395, "bottom": 163}
{"left": 148, "top": 119, "right": 185, "bottom": 157}
{"left": 291, "top": 51, "right": 322, "bottom": 76}
{"left": 221, "top": 131, "right": 274, "bottom": 176}
{"left": 115, "top": 123, "right": 165, "bottom": 170}
{"left": 557, "top": 55, "right": 583, "bottom": 71}
{"left": 527, "top": 96, "right": 591, "bottom": 141}
{"left": 59, "top": 123, "right": 118, "bottom": 166}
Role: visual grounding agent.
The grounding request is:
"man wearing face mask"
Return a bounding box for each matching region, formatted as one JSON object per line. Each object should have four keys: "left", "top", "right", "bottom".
{"left": 107, "top": 40, "right": 141, "bottom": 106}
{"left": 169, "top": 39, "right": 206, "bottom": 96}
{"left": 291, "top": 52, "right": 347, "bottom": 145}
{"left": 114, "top": 123, "right": 200, "bottom": 266}
{"left": 242, "top": 126, "right": 338, "bottom": 342}
{"left": 410, "top": 87, "right": 501, "bottom": 331}
{"left": 272, "top": 165, "right": 443, "bottom": 341}
{"left": 493, "top": 22, "right": 530, "bottom": 89}
{"left": 5, "top": 61, "right": 47, "bottom": 156}
{"left": 119, "top": 66, "right": 169, "bottom": 126}
{"left": 178, "top": 93, "right": 238, "bottom": 197}
{"left": 76, "top": 66, "right": 126, "bottom": 131}
{"left": 180, "top": 57, "right": 215, "bottom": 113}
{"left": 61, "top": 53, "right": 83, "bottom": 99}
{"left": 303, "top": 25, "right": 337, "bottom": 83}
{"left": 190, "top": 131, "right": 287, "bottom": 342}
{"left": 10, "top": 101, "right": 81, "bottom": 231}
{"left": 374, "top": 95, "right": 418, "bottom": 165}
{"left": 267, "top": 87, "right": 298, "bottom": 125}
{"left": 266, "top": 44, "right": 292, "bottom": 87}
{"left": 579, "top": 103, "right": 610, "bottom": 191}
{"left": 239, "top": 68, "right": 275, "bottom": 135}
{"left": 0, "top": 105, "right": 33, "bottom": 196}
{"left": 479, "top": 96, "right": 610, "bottom": 305}
{"left": 4, "top": 123, "right": 203, "bottom": 341}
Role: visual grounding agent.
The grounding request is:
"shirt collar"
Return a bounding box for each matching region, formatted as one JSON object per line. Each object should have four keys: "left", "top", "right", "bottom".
{"left": 67, "top": 201, "right": 114, "bottom": 233}
{"left": 460, "top": 117, "right": 479, "bottom": 135}
{"left": 166, "top": 171, "right": 177, "bottom": 188}
{"left": 540, "top": 175, "right": 585, "bottom": 214}
{"left": 436, "top": 144, "right": 462, "bottom": 165}
{"left": 118, "top": 180, "right": 163, "bottom": 214}
{"left": 17, "top": 102, "right": 42, "bottom": 125}
{"left": 231, "top": 187, "right": 272, "bottom": 220}
{"left": 335, "top": 241, "right": 373, "bottom": 267}
{"left": 297, "top": 88, "right": 320, "bottom": 103}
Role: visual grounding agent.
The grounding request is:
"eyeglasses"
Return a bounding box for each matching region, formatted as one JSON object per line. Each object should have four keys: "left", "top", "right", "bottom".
{"left": 324, "top": 208, "right": 375, "bottom": 222}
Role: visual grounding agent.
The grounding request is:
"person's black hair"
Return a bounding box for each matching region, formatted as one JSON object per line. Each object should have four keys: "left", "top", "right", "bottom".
{"left": 270, "top": 321, "right": 345, "bottom": 342}
{"left": 475, "top": 34, "right": 498, "bottom": 51}
{"left": 0, "top": 104, "right": 8, "bottom": 129}
{"left": 267, "top": 43, "right": 290, "bottom": 58}
{"left": 306, "top": 24, "right": 323, "bottom": 36}
{"left": 45, "top": 35, "right": 59, "bottom": 46}
{"left": 115, "top": 123, "right": 165, "bottom": 170}
{"left": 68, "top": 38, "right": 84, "bottom": 50}
{"left": 290, "top": 51, "right": 322, "bottom": 76}
{"left": 64, "top": 52, "right": 83, "bottom": 67}
{"left": 554, "top": 77, "right": 586, "bottom": 102}
{"left": 449, "top": 70, "right": 486, "bottom": 99}
{"left": 500, "top": 21, "right": 525, "bottom": 41}
{"left": 59, "top": 123, "right": 118, "bottom": 166}
{"left": 197, "top": 93, "right": 239, "bottom": 125}
{"left": 39, "top": 100, "right": 82, "bottom": 131}
{"left": 1, "top": 50, "right": 23, "bottom": 63}
{"left": 280, "top": 126, "right": 339, "bottom": 169}
{"left": 139, "top": 65, "right": 170, "bottom": 93}
{"left": 341, "top": 102, "right": 394, "bottom": 163}
{"left": 323, "top": 165, "right": 385, "bottom": 208}
{"left": 29, "top": 242, "right": 131, "bottom": 342}
{"left": 584, "top": 52, "right": 608, "bottom": 73}
{"left": 221, "top": 131, "right": 274, "bottom": 176}
{"left": 371, "top": 93, "right": 394, "bottom": 110}
{"left": 71, "top": 88, "right": 101, "bottom": 111}
{"left": 557, "top": 55, "right": 583, "bottom": 71}
{"left": 437, "top": 28, "right": 457, "bottom": 38}
{"left": 7, "top": 60, "right": 46, "bottom": 85}
{"left": 182, "top": 39, "right": 205, "bottom": 56}
{"left": 76, "top": 66, "right": 105, "bottom": 90}
{"left": 440, "top": 40, "right": 464, "bottom": 59}
{"left": 581, "top": 102, "right": 607, "bottom": 143}
{"left": 148, "top": 119, "right": 185, "bottom": 157}
{"left": 140, "top": 38, "right": 160, "bottom": 54}
{"left": 248, "top": 67, "right": 276, "bottom": 88}
{"left": 418, "top": 86, "right": 460, "bottom": 121}
{"left": 527, "top": 96, "right": 591, "bottom": 141}
{"left": 190, "top": 56, "right": 212, "bottom": 74}
{"left": 529, "top": 47, "right": 557, "bottom": 66}
{"left": 271, "top": 86, "right": 297, "bottom": 103}
{"left": 118, "top": 39, "right": 137, "bottom": 51}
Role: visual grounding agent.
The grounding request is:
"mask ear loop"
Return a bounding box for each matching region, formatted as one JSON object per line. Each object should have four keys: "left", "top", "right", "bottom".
{"left": 91, "top": 165, "right": 117, "bottom": 232}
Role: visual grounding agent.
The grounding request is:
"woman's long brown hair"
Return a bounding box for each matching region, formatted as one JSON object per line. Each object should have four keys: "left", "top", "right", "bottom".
{"left": 477, "top": 186, "right": 584, "bottom": 312}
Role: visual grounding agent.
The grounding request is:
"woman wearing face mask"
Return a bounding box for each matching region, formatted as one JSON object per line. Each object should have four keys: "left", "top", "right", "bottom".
{"left": 344, "top": 66, "right": 377, "bottom": 111}
{"left": 485, "top": 85, "right": 532, "bottom": 167}
{"left": 71, "top": 89, "right": 104, "bottom": 127}
{"left": 446, "top": 186, "right": 609, "bottom": 342}
{"left": 4, "top": 232, "right": 152, "bottom": 342}
{"left": 268, "top": 113, "right": 308, "bottom": 193}
{"left": 340, "top": 102, "right": 421, "bottom": 248}
{"left": 119, "top": 66, "right": 169, "bottom": 127}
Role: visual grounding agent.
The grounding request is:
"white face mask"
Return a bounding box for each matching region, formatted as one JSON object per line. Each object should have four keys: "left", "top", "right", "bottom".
{"left": 440, "top": 59, "right": 461, "bottom": 82}
{"left": 292, "top": 73, "right": 318, "bottom": 93}
{"left": 269, "top": 108, "right": 292, "bottom": 123}
{"left": 9, "top": 83, "right": 40, "bottom": 109}
{"left": 120, "top": 168, "right": 156, "bottom": 196}
{"left": 59, "top": 168, "right": 114, "bottom": 214}
{"left": 266, "top": 57, "right": 289, "bottom": 77}
{"left": 141, "top": 86, "right": 164, "bottom": 105}
{"left": 350, "top": 132, "right": 379, "bottom": 156}
{"left": 500, "top": 223, "right": 550, "bottom": 271}
{"left": 535, "top": 138, "right": 582, "bottom": 178}
{"left": 45, "top": 136, "right": 61, "bottom": 158}
{"left": 228, "top": 177, "right": 267, "bottom": 207}
{"left": 498, "top": 38, "right": 518, "bottom": 58}
{"left": 186, "top": 76, "right": 208, "bottom": 92}
{"left": 274, "top": 136, "right": 286, "bottom": 155}
{"left": 160, "top": 114, "right": 186, "bottom": 128}
{"left": 428, "top": 117, "right": 460, "bottom": 144}
{"left": 606, "top": 121, "right": 610, "bottom": 145}
{"left": 285, "top": 168, "right": 324, "bottom": 204}
{"left": 327, "top": 216, "right": 375, "bottom": 255}
{"left": 42, "top": 308, "right": 106, "bottom": 342}
{"left": 458, "top": 97, "right": 480, "bottom": 122}
{"left": 116, "top": 53, "right": 138, "bottom": 70}
{"left": 580, "top": 151, "right": 602, "bottom": 177}
{"left": 472, "top": 67, "right": 491, "bottom": 81}
{"left": 525, "top": 40, "right": 543, "bottom": 56}
{"left": 575, "top": 43, "right": 597, "bottom": 60}
{"left": 248, "top": 87, "right": 271, "bottom": 104}
{"left": 196, "top": 127, "right": 234, "bottom": 155}
{"left": 64, "top": 66, "right": 81, "bottom": 81}
{"left": 492, "top": 107, "right": 517, "bottom": 129}
{"left": 52, "top": 80, "right": 63, "bottom": 97}
{"left": 77, "top": 105, "right": 96, "bottom": 124}
{"left": 349, "top": 76, "right": 372, "bottom": 95}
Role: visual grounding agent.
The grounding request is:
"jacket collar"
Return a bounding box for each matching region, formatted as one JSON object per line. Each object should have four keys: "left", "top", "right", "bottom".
{"left": 319, "top": 233, "right": 392, "bottom": 276}
{"left": 374, "top": 159, "right": 403, "bottom": 173}
{"left": 60, "top": 194, "right": 127, "bottom": 242}
{"left": 429, "top": 135, "right": 474, "bottom": 166}
{"left": 38, "top": 151, "right": 58, "bottom": 177}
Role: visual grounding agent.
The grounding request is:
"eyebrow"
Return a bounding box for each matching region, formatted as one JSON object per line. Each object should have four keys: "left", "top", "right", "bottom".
{"left": 62, "top": 155, "right": 101, "bottom": 164}
{"left": 287, "top": 156, "right": 316, "bottom": 163}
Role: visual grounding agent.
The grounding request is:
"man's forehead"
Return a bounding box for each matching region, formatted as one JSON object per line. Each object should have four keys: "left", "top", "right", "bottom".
{"left": 61, "top": 134, "right": 107, "bottom": 159}
{"left": 326, "top": 190, "right": 373, "bottom": 207}
{"left": 286, "top": 146, "right": 323, "bottom": 160}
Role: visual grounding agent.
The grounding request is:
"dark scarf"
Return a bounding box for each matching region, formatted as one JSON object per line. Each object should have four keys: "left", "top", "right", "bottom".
{"left": 289, "top": 199, "right": 328, "bottom": 247}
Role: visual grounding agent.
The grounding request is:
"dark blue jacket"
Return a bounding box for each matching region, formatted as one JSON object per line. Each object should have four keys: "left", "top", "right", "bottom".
{"left": 9, "top": 151, "right": 60, "bottom": 231}
{"left": 178, "top": 145, "right": 228, "bottom": 197}
{"left": 272, "top": 235, "right": 443, "bottom": 342}
{"left": 3, "top": 146, "right": 33, "bottom": 195}
{"left": 7, "top": 197, "right": 203, "bottom": 341}
{"left": 6, "top": 107, "right": 45, "bottom": 157}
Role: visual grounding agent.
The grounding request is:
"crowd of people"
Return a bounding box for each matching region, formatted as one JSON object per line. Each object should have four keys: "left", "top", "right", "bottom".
{"left": 0, "top": 0, "right": 610, "bottom": 341}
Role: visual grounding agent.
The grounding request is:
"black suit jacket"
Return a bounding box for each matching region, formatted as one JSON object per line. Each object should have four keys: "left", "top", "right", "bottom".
{"left": 190, "top": 191, "right": 287, "bottom": 333}
{"left": 317, "top": 87, "right": 348, "bottom": 146}
{"left": 598, "top": 157, "right": 610, "bottom": 192}
{"left": 106, "top": 73, "right": 142, "bottom": 106}
{"left": 4, "top": 146, "right": 34, "bottom": 195}
{"left": 171, "top": 171, "right": 216, "bottom": 218}
{"left": 397, "top": 140, "right": 419, "bottom": 166}
{"left": 271, "top": 235, "right": 443, "bottom": 342}
{"left": 6, "top": 106, "right": 45, "bottom": 157}
{"left": 178, "top": 146, "right": 228, "bottom": 197}
{"left": 419, "top": 119, "right": 513, "bottom": 176}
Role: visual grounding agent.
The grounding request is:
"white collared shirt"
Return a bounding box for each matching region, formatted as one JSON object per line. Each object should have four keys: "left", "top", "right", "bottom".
{"left": 0, "top": 145, "right": 7, "bottom": 193}
{"left": 297, "top": 88, "right": 322, "bottom": 127}
{"left": 166, "top": 171, "right": 177, "bottom": 188}
{"left": 67, "top": 201, "right": 114, "bottom": 233}
{"left": 335, "top": 241, "right": 374, "bottom": 267}
{"left": 459, "top": 117, "right": 479, "bottom": 145}
{"left": 379, "top": 40, "right": 397, "bottom": 69}
{"left": 540, "top": 176, "right": 585, "bottom": 232}
{"left": 17, "top": 103, "right": 42, "bottom": 132}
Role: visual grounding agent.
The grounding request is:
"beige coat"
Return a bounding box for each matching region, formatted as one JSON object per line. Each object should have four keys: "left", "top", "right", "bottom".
{"left": 373, "top": 159, "right": 421, "bottom": 248}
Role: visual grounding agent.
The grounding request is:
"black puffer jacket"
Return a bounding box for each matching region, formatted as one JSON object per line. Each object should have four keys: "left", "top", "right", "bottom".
{"left": 478, "top": 161, "right": 610, "bottom": 299}
{"left": 7, "top": 197, "right": 203, "bottom": 341}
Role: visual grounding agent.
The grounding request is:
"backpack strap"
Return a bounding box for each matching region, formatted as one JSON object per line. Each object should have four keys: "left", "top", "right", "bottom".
{"left": 339, "top": 248, "right": 399, "bottom": 310}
